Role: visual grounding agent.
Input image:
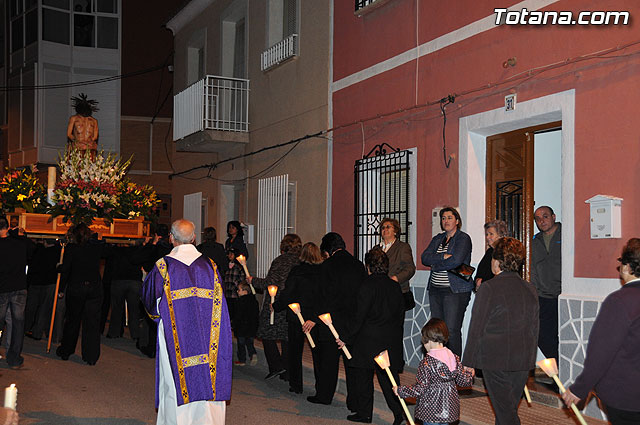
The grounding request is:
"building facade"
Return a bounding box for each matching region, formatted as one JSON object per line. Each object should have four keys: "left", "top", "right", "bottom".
{"left": 330, "top": 0, "right": 640, "bottom": 419}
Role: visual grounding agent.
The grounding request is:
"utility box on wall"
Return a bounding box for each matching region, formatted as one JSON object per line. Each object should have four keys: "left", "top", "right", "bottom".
{"left": 585, "top": 195, "right": 622, "bottom": 239}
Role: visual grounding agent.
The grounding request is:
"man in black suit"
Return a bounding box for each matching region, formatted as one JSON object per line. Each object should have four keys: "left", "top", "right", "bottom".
{"left": 197, "top": 226, "right": 228, "bottom": 277}
{"left": 306, "top": 232, "right": 366, "bottom": 409}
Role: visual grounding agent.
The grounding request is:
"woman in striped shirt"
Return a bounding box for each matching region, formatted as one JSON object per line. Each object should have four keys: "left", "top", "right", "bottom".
{"left": 420, "top": 207, "right": 473, "bottom": 356}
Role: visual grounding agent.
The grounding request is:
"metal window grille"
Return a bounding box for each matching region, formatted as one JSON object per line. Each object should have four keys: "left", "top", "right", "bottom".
{"left": 354, "top": 144, "right": 412, "bottom": 261}
{"left": 355, "top": 0, "right": 381, "bottom": 11}
{"left": 257, "top": 175, "right": 289, "bottom": 277}
{"left": 496, "top": 180, "right": 523, "bottom": 240}
{"left": 260, "top": 34, "right": 298, "bottom": 71}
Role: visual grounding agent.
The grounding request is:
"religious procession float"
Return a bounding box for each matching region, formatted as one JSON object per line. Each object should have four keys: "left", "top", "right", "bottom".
{"left": 0, "top": 94, "right": 159, "bottom": 240}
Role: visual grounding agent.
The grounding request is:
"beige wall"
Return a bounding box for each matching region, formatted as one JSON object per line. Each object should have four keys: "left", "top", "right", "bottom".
{"left": 170, "top": 0, "right": 331, "bottom": 251}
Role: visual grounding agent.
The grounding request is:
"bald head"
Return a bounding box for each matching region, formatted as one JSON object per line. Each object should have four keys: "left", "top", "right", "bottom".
{"left": 170, "top": 219, "right": 196, "bottom": 246}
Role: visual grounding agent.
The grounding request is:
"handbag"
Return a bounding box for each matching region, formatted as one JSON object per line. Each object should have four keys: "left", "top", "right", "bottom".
{"left": 403, "top": 290, "right": 416, "bottom": 311}
{"left": 450, "top": 263, "right": 476, "bottom": 281}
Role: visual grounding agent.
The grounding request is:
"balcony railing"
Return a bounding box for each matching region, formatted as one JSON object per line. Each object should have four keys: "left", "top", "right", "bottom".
{"left": 355, "top": 0, "right": 381, "bottom": 11}
{"left": 173, "top": 75, "right": 249, "bottom": 140}
{"left": 260, "top": 34, "right": 298, "bottom": 71}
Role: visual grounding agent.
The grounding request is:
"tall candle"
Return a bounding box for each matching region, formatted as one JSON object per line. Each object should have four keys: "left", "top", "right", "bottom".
{"left": 288, "top": 303, "right": 315, "bottom": 348}
{"left": 374, "top": 351, "right": 414, "bottom": 425}
{"left": 318, "top": 313, "right": 351, "bottom": 359}
{"left": 4, "top": 384, "right": 17, "bottom": 410}
{"left": 236, "top": 255, "right": 255, "bottom": 294}
{"left": 268, "top": 285, "right": 278, "bottom": 325}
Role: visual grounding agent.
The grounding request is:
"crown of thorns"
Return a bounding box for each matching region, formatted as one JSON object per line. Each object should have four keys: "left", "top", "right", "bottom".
{"left": 71, "top": 93, "right": 99, "bottom": 115}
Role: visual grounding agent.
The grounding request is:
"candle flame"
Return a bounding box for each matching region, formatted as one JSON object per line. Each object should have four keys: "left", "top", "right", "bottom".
{"left": 318, "top": 313, "right": 332, "bottom": 325}
{"left": 536, "top": 357, "right": 558, "bottom": 377}
{"left": 288, "top": 303, "right": 300, "bottom": 314}
{"left": 374, "top": 350, "right": 391, "bottom": 369}
{"left": 268, "top": 285, "right": 278, "bottom": 297}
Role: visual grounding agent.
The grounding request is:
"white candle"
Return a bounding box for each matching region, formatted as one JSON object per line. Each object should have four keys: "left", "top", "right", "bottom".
{"left": 268, "top": 285, "right": 278, "bottom": 325}
{"left": 4, "top": 384, "right": 17, "bottom": 410}
{"left": 374, "top": 351, "right": 415, "bottom": 425}
{"left": 318, "top": 313, "right": 351, "bottom": 359}
{"left": 236, "top": 255, "right": 255, "bottom": 294}
{"left": 288, "top": 303, "right": 315, "bottom": 348}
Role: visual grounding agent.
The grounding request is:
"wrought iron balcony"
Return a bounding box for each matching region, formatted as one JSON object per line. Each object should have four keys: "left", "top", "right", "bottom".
{"left": 173, "top": 75, "right": 249, "bottom": 141}
{"left": 260, "top": 34, "right": 298, "bottom": 71}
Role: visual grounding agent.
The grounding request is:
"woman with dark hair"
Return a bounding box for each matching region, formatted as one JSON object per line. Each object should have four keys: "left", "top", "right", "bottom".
{"left": 379, "top": 217, "right": 416, "bottom": 310}
{"left": 421, "top": 206, "right": 473, "bottom": 356}
{"left": 562, "top": 238, "right": 640, "bottom": 425}
{"left": 464, "top": 237, "right": 538, "bottom": 425}
{"left": 225, "top": 220, "right": 248, "bottom": 259}
{"left": 474, "top": 220, "right": 508, "bottom": 289}
{"left": 56, "top": 223, "right": 112, "bottom": 365}
{"left": 248, "top": 233, "right": 302, "bottom": 380}
{"left": 197, "top": 226, "right": 228, "bottom": 277}
{"left": 274, "top": 242, "right": 323, "bottom": 394}
{"left": 338, "top": 246, "right": 405, "bottom": 424}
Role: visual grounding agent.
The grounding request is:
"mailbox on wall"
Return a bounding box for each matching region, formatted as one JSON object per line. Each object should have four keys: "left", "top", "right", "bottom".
{"left": 585, "top": 195, "right": 622, "bottom": 239}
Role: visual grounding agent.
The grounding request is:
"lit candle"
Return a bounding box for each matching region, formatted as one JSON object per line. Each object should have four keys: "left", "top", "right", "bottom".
{"left": 268, "top": 285, "right": 278, "bottom": 325}
{"left": 4, "top": 383, "right": 17, "bottom": 410}
{"left": 374, "top": 351, "right": 415, "bottom": 425}
{"left": 536, "top": 358, "right": 587, "bottom": 425}
{"left": 236, "top": 255, "right": 255, "bottom": 294}
{"left": 288, "top": 303, "right": 315, "bottom": 348}
{"left": 318, "top": 313, "right": 351, "bottom": 359}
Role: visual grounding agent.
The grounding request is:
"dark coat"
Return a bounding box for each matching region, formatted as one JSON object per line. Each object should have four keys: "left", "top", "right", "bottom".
{"left": 273, "top": 263, "right": 322, "bottom": 324}
{"left": 569, "top": 279, "right": 640, "bottom": 411}
{"left": 234, "top": 293, "right": 259, "bottom": 338}
{"left": 463, "top": 271, "right": 539, "bottom": 371}
{"left": 225, "top": 236, "right": 248, "bottom": 259}
{"left": 197, "top": 240, "right": 228, "bottom": 277}
{"left": 59, "top": 240, "right": 112, "bottom": 292}
{"left": 253, "top": 250, "right": 300, "bottom": 340}
{"left": 474, "top": 247, "right": 494, "bottom": 284}
{"left": 421, "top": 230, "right": 473, "bottom": 293}
{"left": 343, "top": 273, "right": 404, "bottom": 370}
{"left": 385, "top": 240, "right": 416, "bottom": 293}
{"left": 531, "top": 223, "right": 562, "bottom": 298}
{"left": 0, "top": 234, "right": 36, "bottom": 293}
{"left": 316, "top": 249, "right": 367, "bottom": 342}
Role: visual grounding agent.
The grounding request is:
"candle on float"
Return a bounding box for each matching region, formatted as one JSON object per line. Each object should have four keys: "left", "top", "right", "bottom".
{"left": 318, "top": 313, "right": 351, "bottom": 359}
{"left": 236, "top": 255, "right": 255, "bottom": 294}
{"left": 268, "top": 285, "right": 278, "bottom": 325}
{"left": 288, "top": 303, "right": 315, "bottom": 348}
{"left": 4, "top": 383, "right": 17, "bottom": 410}
{"left": 374, "top": 351, "right": 415, "bottom": 425}
{"left": 47, "top": 166, "right": 56, "bottom": 205}
{"left": 536, "top": 358, "right": 587, "bottom": 425}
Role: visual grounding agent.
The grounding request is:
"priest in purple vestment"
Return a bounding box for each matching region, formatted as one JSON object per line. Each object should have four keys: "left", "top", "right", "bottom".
{"left": 142, "top": 219, "right": 232, "bottom": 425}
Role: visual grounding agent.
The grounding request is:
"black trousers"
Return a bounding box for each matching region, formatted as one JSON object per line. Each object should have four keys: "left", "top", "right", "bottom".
{"left": 108, "top": 279, "right": 142, "bottom": 339}
{"left": 483, "top": 369, "right": 529, "bottom": 425}
{"left": 606, "top": 404, "right": 640, "bottom": 425}
{"left": 538, "top": 296, "right": 559, "bottom": 362}
{"left": 349, "top": 366, "right": 404, "bottom": 420}
{"left": 263, "top": 338, "right": 288, "bottom": 374}
{"left": 311, "top": 340, "right": 341, "bottom": 403}
{"left": 288, "top": 321, "right": 306, "bottom": 392}
{"left": 25, "top": 284, "right": 55, "bottom": 339}
{"left": 59, "top": 281, "right": 103, "bottom": 364}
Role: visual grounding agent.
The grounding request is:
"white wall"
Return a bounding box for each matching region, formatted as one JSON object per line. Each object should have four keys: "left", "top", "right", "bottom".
{"left": 534, "top": 130, "right": 562, "bottom": 222}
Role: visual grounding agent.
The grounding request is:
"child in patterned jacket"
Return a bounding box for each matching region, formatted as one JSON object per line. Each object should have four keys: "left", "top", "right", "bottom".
{"left": 394, "top": 318, "right": 474, "bottom": 425}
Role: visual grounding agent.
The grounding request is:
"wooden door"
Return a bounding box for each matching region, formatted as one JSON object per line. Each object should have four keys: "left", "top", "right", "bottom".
{"left": 486, "top": 121, "right": 560, "bottom": 279}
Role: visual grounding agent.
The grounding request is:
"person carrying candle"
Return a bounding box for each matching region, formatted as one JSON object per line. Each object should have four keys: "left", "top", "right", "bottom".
{"left": 463, "top": 237, "right": 538, "bottom": 425}
{"left": 273, "top": 242, "right": 323, "bottom": 394}
{"left": 561, "top": 238, "right": 640, "bottom": 425}
{"left": 394, "top": 318, "right": 474, "bottom": 425}
{"left": 336, "top": 246, "right": 405, "bottom": 424}
{"left": 247, "top": 234, "right": 302, "bottom": 381}
{"left": 141, "top": 219, "right": 232, "bottom": 425}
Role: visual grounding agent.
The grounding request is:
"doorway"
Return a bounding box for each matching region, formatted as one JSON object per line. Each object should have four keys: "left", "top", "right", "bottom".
{"left": 485, "top": 122, "right": 561, "bottom": 279}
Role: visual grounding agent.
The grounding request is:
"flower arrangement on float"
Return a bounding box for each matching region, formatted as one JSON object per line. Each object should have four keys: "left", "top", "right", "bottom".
{"left": 50, "top": 147, "right": 131, "bottom": 225}
{"left": 0, "top": 165, "right": 48, "bottom": 213}
{"left": 115, "top": 179, "right": 160, "bottom": 221}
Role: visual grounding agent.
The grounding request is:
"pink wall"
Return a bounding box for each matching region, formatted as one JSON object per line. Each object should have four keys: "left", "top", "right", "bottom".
{"left": 332, "top": 0, "right": 640, "bottom": 278}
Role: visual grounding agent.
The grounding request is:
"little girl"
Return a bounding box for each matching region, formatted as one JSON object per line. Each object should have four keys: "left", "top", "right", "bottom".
{"left": 394, "top": 318, "right": 474, "bottom": 425}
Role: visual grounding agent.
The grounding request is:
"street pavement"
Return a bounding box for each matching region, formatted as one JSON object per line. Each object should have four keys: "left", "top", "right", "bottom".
{"left": 0, "top": 336, "right": 404, "bottom": 424}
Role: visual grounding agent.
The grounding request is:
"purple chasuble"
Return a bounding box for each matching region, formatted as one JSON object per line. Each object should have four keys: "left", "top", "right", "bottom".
{"left": 142, "top": 255, "right": 232, "bottom": 408}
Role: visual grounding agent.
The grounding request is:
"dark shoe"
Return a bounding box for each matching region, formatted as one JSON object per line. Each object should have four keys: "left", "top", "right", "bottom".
{"left": 85, "top": 361, "right": 96, "bottom": 366}
{"left": 392, "top": 417, "right": 405, "bottom": 425}
{"left": 347, "top": 413, "right": 372, "bottom": 423}
{"left": 279, "top": 371, "right": 289, "bottom": 382}
{"left": 307, "top": 396, "right": 331, "bottom": 405}
{"left": 55, "top": 346, "right": 69, "bottom": 361}
{"left": 264, "top": 369, "right": 286, "bottom": 380}
{"left": 289, "top": 387, "right": 303, "bottom": 394}
{"left": 106, "top": 334, "right": 119, "bottom": 339}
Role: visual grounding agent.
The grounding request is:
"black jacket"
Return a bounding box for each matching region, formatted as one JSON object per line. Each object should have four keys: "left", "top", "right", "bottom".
{"left": 0, "top": 234, "right": 36, "bottom": 293}
{"left": 274, "top": 262, "right": 322, "bottom": 330}
{"left": 234, "top": 293, "right": 259, "bottom": 338}
{"left": 343, "top": 273, "right": 404, "bottom": 370}
{"left": 197, "top": 240, "right": 228, "bottom": 278}
{"left": 59, "top": 239, "right": 112, "bottom": 292}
